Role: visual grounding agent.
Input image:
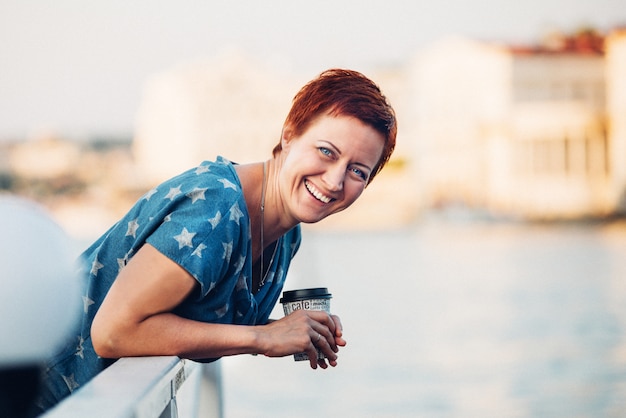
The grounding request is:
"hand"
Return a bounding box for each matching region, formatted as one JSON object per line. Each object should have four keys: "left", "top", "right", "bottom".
{"left": 320, "top": 314, "right": 347, "bottom": 369}
{"left": 259, "top": 310, "right": 346, "bottom": 369}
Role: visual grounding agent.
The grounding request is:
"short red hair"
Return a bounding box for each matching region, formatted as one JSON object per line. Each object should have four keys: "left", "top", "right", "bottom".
{"left": 273, "top": 69, "right": 397, "bottom": 184}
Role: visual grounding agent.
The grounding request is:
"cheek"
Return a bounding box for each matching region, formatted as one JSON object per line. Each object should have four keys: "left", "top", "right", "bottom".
{"left": 346, "top": 182, "right": 366, "bottom": 202}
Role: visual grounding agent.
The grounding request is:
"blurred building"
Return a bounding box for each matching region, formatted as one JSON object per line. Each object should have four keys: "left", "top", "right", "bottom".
{"left": 132, "top": 49, "right": 299, "bottom": 185}
{"left": 8, "top": 134, "right": 81, "bottom": 180}
{"left": 7, "top": 29, "right": 625, "bottom": 233}
{"left": 3, "top": 134, "right": 138, "bottom": 241}
{"left": 410, "top": 29, "right": 626, "bottom": 220}
{"left": 607, "top": 30, "right": 626, "bottom": 213}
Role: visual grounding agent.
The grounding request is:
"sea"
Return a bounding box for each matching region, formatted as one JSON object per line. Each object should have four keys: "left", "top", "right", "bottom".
{"left": 220, "top": 217, "right": 626, "bottom": 418}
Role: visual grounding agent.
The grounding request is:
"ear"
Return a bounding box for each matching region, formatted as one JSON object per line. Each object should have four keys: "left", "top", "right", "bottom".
{"left": 280, "top": 125, "right": 295, "bottom": 151}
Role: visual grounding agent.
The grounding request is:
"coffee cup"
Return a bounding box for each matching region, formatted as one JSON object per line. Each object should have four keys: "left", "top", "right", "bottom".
{"left": 280, "top": 287, "right": 332, "bottom": 361}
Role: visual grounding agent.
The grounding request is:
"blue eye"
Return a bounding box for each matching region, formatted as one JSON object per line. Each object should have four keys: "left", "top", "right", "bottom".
{"left": 319, "top": 147, "right": 333, "bottom": 157}
{"left": 351, "top": 167, "right": 367, "bottom": 181}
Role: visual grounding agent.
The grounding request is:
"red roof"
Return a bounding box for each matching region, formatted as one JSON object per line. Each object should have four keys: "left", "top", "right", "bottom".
{"left": 510, "top": 29, "right": 605, "bottom": 56}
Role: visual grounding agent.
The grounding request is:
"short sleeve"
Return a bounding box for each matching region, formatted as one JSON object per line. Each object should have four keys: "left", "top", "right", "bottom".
{"left": 142, "top": 160, "right": 250, "bottom": 298}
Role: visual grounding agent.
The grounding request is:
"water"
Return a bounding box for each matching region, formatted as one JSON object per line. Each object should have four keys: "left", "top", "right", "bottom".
{"left": 220, "top": 219, "right": 626, "bottom": 417}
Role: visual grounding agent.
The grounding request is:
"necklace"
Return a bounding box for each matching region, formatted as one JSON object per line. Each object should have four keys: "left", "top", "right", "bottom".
{"left": 257, "top": 161, "right": 278, "bottom": 293}
{"left": 258, "top": 161, "right": 267, "bottom": 290}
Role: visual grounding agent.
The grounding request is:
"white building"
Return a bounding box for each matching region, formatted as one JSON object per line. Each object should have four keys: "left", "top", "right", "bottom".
{"left": 410, "top": 30, "right": 626, "bottom": 219}
{"left": 132, "top": 30, "right": 626, "bottom": 223}
{"left": 133, "top": 50, "right": 299, "bottom": 185}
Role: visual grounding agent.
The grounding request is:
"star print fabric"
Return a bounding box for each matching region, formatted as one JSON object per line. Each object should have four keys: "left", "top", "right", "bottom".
{"left": 35, "top": 156, "right": 301, "bottom": 412}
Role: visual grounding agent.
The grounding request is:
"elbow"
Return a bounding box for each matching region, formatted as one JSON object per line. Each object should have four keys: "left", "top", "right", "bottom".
{"left": 91, "top": 334, "right": 116, "bottom": 359}
{"left": 91, "top": 316, "right": 123, "bottom": 359}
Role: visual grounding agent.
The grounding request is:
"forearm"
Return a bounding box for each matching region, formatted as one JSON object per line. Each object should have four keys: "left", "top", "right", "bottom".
{"left": 92, "top": 311, "right": 261, "bottom": 360}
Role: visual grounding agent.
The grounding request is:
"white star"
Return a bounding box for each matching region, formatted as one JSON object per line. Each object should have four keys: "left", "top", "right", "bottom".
{"left": 126, "top": 218, "right": 139, "bottom": 238}
{"left": 174, "top": 227, "right": 196, "bottom": 249}
{"left": 117, "top": 255, "right": 129, "bottom": 271}
{"left": 82, "top": 295, "right": 94, "bottom": 313}
{"left": 116, "top": 250, "right": 132, "bottom": 271}
{"left": 222, "top": 240, "right": 233, "bottom": 260}
{"left": 235, "top": 273, "right": 247, "bottom": 291}
{"left": 192, "top": 243, "right": 207, "bottom": 258}
{"left": 164, "top": 185, "right": 182, "bottom": 200}
{"left": 90, "top": 257, "right": 104, "bottom": 276}
{"left": 218, "top": 178, "right": 237, "bottom": 191}
{"left": 195, "top": 165, "right": 210, "bottom": 175}
{"left": 229, "top": 202, "right": 244, "bottom": 224}
{"left": 186, "top": 187, "right": 207, "bottom": 204}
{"left": 215, "top": 304, "right": 228, "bottom": 318}
{"left": 75, "top": 336, "right": 85, "bottom": 359}
{"left": 233, "top": 255, "right": 246, "bottom": 274}
{"left": 62, "top": 374, "right": 80, "bottom": 392}
{"left": 143, "top": 188, "right": 158, "bottom": 201}
{"left": 208, "top": 211, "right": 222, "bottom": 229}
{"left": 164, "top": 214, "right": 172, "bottom": 223}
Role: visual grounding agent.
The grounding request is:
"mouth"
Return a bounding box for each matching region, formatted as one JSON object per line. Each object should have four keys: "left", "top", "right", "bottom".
{"left": 305, "top": 180, "right": 333, "bottom": 204}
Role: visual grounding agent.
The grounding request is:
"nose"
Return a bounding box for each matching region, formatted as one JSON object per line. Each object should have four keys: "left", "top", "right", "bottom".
{"left": 321, "top": 163, "right": 345, "bottom": 192}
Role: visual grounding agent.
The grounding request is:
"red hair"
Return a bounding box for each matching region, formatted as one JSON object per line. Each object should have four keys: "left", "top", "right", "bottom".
{"left": 273, "top": 69, "right": 397, "bottom": 183}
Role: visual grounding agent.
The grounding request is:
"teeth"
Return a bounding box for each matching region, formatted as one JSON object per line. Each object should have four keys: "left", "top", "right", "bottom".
{"left": 305, "top": 181, "right": 332, "bottom": 203}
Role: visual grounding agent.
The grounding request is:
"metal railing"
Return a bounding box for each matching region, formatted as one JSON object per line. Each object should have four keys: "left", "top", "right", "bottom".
{"left": 41, "top": 357, "right": 223, "bottom": 418}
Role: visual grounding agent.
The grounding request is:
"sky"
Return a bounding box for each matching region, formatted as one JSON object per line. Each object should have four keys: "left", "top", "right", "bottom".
{"left": 0, "top": 0, "right": 624, "bottom": 140}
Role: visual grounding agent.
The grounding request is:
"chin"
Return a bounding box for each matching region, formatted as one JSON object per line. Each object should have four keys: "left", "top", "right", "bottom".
{"left": 307, "top": 208, "right": 348, "bottom": 224}
{"left": 300, "top": 215, "right": 327, "bottom": 224}
{"left": 297, "top": 210, "right": 331, "bottom": 224}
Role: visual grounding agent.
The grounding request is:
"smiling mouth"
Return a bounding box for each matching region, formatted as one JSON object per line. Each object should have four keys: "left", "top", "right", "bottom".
{"left": 305, "top": 180, "right": 333, "bottom": 204}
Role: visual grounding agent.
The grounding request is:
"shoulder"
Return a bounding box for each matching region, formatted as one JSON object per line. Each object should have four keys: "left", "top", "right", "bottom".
{"left": 139, "top": 157, "right": 243, "bottom": 209}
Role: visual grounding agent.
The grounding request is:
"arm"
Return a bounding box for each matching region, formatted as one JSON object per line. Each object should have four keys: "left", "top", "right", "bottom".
{"left": 91, "top": 243, "right": 260, "bottom": 359}
{"left": 91, "top": 244, "right": 345, "bottom": 368}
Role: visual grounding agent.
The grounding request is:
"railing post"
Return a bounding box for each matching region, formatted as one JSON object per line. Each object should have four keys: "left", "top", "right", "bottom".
{"left": 157, "top": 398, "right": 177, "bottom": 418}
{"left": 198, "top": 362, "right": 223, "bottom": 418}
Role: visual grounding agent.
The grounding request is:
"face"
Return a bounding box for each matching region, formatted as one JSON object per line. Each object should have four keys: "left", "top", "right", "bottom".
{"left": 278, "top": 113, "right": 384, "bottom": 224}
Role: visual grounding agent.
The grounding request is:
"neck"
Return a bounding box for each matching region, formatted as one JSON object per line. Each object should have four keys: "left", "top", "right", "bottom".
{"left": 234, "top": 159, "right": 296, "bottom": 256}
{"left": 259, "top": 161, "right": 266, "bottom": 285}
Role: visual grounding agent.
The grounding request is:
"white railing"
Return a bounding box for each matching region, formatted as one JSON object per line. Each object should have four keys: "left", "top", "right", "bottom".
{"left": 41, "top": 357, "right": 223, "bottom": 418}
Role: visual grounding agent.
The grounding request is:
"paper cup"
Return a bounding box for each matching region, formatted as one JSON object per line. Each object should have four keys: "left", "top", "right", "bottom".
{"left": 280, "top": 288, "right": 332, "bottom": 361}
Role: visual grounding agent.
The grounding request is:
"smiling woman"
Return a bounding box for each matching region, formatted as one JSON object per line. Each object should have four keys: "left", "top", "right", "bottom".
{"left": 276, "top": 114, "right": 386, "bottom": 225}
{"left": 33, "top": 68, "right": 397, "bottom": 416}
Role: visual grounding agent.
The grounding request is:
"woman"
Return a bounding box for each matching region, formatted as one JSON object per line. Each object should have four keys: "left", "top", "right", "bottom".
{"left": 36, "top": 68, "right": 397, "bottom": 413}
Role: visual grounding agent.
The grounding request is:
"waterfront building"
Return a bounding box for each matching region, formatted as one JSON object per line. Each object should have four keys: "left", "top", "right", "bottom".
{"left": 410, "top": 29, "right": 626, "bottom": 219}
{"left": 130, "top": 29, "right": 626, "bottom": 222}
{"left": 132, "top": 49, "right": 299, "bottom": 185}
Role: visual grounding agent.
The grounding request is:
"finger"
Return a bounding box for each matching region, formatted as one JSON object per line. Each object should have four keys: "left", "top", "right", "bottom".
{"left": 306, "top": 348, "right": 318, "bottom": 369}
{"left": 335, "top": 335, "right": 347, "bottom": 347}
{"left": 331, "top": 315, "right": 343, "bottom": 337}
{"left": 304, "top": 330, "right": 323, "bottom": 369}
{"left": 317, "top": 358, "right": 328, "bottom": 369}
{"left": 312, "top": 330, "right": 338, "bottom": 362}
{"left": 330, "top": 315, "right": 347, "bottom": 347}
{"left": 303, "top": 310, "right": 336, "bottom": 334}
{"left": 314, "top": 326, "right": 338, "bottom": 353}
{"left": 327, "top": 357, "right": 338, "bottom": 367}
